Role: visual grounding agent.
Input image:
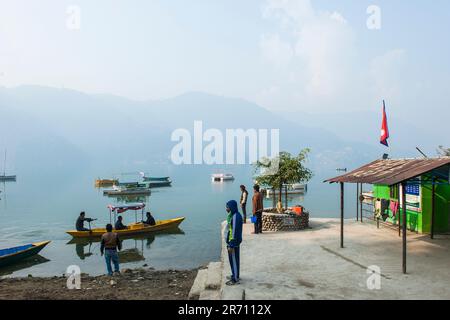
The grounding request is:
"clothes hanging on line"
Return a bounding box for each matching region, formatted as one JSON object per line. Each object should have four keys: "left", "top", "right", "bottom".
{"left": 374, "top": 200, "right": 382, "bottom": 219}
{"left": 390, "top": 200, "right": 399, "bottom": 217}
{"left": 381, "top": 199, "right": 390, "bottom": 221}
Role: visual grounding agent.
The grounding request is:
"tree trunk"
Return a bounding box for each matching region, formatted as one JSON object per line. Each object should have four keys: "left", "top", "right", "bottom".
{"left": 276, "top": 183, "right": 283, "bottom": 213}
{"left": 279, "top": 183, "right": 283, "bottom": 204}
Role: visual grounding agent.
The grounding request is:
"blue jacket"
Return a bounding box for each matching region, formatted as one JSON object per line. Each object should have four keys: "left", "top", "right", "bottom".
{"left": 225, "top": 200, "right": 243, "bottom": 248}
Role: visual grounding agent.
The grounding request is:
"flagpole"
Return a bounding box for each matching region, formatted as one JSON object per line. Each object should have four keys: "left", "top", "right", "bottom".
{"left": 384, "top": 100, "right": 391, "bottom": 157}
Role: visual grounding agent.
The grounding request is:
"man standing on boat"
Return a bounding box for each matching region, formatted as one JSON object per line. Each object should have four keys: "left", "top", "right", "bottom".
{"left": 76, "top": 212, "right": 94, "bottom": 232}
{"left": 100, "top": 224, "right": 122, "bottom": 276}
{"left": 252, "top": 185, "right": 264, "bottom": 234}
{"left": 240, "top": 185, "right": 248, "bottom": 223}
{"left": 225, "top": 200, "right": 243, "bottom": 286}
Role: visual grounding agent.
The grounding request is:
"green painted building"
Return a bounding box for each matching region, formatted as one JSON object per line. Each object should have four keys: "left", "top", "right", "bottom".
{"left": 373, "top": 176, "right": 450, "bottom": 234}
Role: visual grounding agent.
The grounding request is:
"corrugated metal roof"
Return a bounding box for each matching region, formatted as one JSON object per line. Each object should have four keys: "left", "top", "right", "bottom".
{"left": 325, "top": 157, "right": 450, "bottom": 185}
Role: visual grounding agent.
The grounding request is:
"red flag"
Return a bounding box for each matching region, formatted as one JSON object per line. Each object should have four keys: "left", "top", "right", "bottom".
{"left": 380, "top": 100, "right": 389, "bottom": 147}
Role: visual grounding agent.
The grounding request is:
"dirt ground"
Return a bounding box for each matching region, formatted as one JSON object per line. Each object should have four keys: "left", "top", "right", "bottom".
{"left": 0, "top": 268, "right": 198, "bottom": 300}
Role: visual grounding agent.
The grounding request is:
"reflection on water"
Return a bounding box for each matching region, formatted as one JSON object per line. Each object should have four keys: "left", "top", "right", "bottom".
{"left": 67, "top": 228, "right": 185, "bottom": 262}
{"left": 0, "top": 255, "right": 50, "bottom": 276}
{"left": 0, "top": 180, "right": 16, "bottom": 207}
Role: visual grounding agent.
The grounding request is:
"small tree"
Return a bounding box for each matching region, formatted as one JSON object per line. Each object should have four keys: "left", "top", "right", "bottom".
{"left": 437, "top": 145, "right": 450, "bottom": 156}
{"left": 254, "top": 149, "right": 313, "bottom": 212}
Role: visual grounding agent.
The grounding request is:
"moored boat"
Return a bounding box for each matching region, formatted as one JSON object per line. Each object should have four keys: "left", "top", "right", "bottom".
{"left": 103, "top": 186, "right": 151, "bottom": 196}
{"left": 148, "top": 180, "right": 172, "bottom": 188}
{"left": 95, "top": 178, "right": 119, "bottom": 187}
{"left": 211, "top": 173, "right": 234, "bottom": 182}
{"left": 139, "top": 172, "right": 170, "bottom": 182}
{"left": 0, "top": 241, "right": 51, "bottom": 268}
{"left": 143, "top": 176, "right": 170, "bottom": 182}
{"left": 262, "top": 183, "right": 308, "bottom": 197}
{"left": 0, "top": 175, "right": 16, "bottom": 181}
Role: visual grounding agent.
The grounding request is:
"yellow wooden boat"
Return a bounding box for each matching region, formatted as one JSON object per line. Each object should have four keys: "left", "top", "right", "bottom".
{"left": 67, "top": 218, "right": 185, "bottom": 238}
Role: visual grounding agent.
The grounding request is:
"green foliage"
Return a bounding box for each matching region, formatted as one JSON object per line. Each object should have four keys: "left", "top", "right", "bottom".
{"left": 254, "top": 149, "right": 313, "bottom": 203}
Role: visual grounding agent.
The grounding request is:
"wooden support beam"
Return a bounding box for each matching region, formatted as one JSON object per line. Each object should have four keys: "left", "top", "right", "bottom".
{"left": 356, "top": 183, "right": 359, "bottom": 221}
{"left": 360, "top": 183, "right": 363, "bottom": 223}
{"left": 341, "top": 182, "right": 344, "bottom": 249}
{"left": 398, "top": 184, "right": 401, "bottom": 237}
{"left": 431, "top": 177, "right": 436, "bottom": 240}
{"left": 402, "top": 181, "right": 407, "bottom": 274}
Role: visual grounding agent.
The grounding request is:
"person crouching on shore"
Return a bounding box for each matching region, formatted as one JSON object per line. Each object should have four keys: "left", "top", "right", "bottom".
{"left": 225, "top": 200, "right": 243, "bottom": 286}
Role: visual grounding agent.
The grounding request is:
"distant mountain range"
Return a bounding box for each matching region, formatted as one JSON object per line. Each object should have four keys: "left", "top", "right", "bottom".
{"left": 0, "top": 85, "right": 394, "bottom": 175}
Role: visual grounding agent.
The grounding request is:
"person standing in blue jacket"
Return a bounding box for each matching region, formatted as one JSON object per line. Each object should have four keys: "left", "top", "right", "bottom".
{"left": 225, "top": 200, "right": 243, "bottom": 286}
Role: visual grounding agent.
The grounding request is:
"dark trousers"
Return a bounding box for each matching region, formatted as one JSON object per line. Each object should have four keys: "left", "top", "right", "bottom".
{"left": 254, "top": 212, "right": 263, "bottom": 233}
{"left": 228, "top": 246, "right": 240, "bottom": 282}
{"left": 241, "top": 203, "right": 247, "bottom": 223}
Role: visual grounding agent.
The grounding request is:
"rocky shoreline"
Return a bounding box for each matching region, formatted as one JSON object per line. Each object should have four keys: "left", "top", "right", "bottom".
{"left": 0, "top": 268, "right": 198, "bottom": 300}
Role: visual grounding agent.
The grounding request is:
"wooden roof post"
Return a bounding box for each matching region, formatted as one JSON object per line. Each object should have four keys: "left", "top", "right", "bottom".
{"left": 401, "top": 181, "right": 407, "bottom": 274}
{"left": 360, "top": 183, "right": 363, "bottom": 223}
{"left": 341, "top": 182, "right": 344, "bottom": 249}
{"left": 356, "top": 183, "right": 359, "bottom": 221}
{"left": 431, "top": 176, "right": 436, "bottom": 240}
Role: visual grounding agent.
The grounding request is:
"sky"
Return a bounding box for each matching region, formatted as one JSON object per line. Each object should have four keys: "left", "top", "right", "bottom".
{"left": 0, "top": 0, "right": 449, "bottom": 133}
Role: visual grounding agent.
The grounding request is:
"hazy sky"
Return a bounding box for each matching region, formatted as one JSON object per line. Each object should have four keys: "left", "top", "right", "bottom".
{"left": 1, "top": 0, "right": 449, "bottom": 128}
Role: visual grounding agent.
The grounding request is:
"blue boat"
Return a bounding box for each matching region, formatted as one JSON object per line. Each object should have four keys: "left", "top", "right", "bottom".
{"left": 0, "top": 241, "right": 51, "bottom": 268}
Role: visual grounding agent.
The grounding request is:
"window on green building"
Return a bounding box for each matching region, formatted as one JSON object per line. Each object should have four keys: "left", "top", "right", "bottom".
{"left": 390, "top": 184, "right": 399, "bottom": 200}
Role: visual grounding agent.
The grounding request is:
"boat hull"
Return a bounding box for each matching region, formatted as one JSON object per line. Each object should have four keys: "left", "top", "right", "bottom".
{"left": 66, "top": 217, "right": 185, "bottom": 238}
{"left": 0, "top": 175, "right": 16, "bottom": 182}
{"left": 143, "top": 177, "right": 170, "bottom": 182}
{"left": 0, "top": 241, "right": 51, "bottom": 268}
{"left": 149, "top": 181, "right": 172, "bottom": 188}
{"left": 103, "top": 189, "right": 151, "bottom": 196}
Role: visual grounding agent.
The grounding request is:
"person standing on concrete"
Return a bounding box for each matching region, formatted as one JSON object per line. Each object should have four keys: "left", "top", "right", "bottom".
{"left": 252, "top": 184, "right": 264, "bottom": 234}
{"left": 239, "top": 185, "right": 248, "bottom": 223}
{"left": 100, "top": 223, "right": 122, "bottom": 276}
{"left": 225, "top": 200, "right": 243, "bottom": 286}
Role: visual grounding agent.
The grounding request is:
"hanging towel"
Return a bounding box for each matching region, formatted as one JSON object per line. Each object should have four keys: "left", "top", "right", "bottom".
{"left": 374, "top": 200, "right": 382, "bottom": 219}
{"left": 390, "top": 201, "right": 399, "bottom": 217}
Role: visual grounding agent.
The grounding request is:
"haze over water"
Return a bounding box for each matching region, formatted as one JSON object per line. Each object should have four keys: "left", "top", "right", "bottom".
{"left": 0, "top": 162, "right": 359, "bottom": 277}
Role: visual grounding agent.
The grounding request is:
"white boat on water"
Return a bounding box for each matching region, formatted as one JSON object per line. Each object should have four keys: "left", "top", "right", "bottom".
{"left": 262, "top": 183, "right": 307, "bottom": 197}
{"left": 211, "top": 173, "right": 234, "bottom": 182}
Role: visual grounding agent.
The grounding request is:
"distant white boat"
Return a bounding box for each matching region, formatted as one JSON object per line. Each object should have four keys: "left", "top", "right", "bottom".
{"left": 262, "top": 183, "right": 307, "bottom": 197}
{"left": 211, "top": 173, "right": 234, "bottom": 183}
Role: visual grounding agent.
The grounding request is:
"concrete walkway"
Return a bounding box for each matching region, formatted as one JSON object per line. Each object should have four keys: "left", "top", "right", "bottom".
{"left": 217, "top": 218, "right": 450, "bottom": 300}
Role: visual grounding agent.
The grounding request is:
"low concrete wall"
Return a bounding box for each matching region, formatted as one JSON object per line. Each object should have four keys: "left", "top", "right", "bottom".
{"left": 262, "top": 212, "right": 309, "bottom": 232}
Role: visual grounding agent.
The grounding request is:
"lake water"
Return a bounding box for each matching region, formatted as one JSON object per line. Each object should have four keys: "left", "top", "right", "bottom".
{"left": 0, "top": 164, "right": 360, "bottom": 277}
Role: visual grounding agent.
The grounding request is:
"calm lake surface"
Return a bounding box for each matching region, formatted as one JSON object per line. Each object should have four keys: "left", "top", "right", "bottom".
{"left": 0, "top": 164, "right": 360, "bottom": 277}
